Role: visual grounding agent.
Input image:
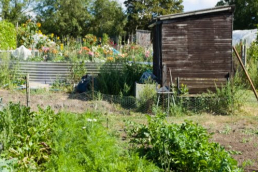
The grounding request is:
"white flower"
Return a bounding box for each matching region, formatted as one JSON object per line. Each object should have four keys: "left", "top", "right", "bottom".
{"left": 87, "top": 118, "right": 97, "bottom": 122}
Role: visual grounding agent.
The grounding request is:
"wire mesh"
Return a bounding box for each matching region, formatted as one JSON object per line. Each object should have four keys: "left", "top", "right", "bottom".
{"left": 81, "top": 90, "right": 258, "bottom": 116}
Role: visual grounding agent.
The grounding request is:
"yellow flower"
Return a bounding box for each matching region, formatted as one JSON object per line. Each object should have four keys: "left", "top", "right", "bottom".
{"left": 60, "top": 44, "right": 64, "bottom": 51}
{"left": 107, "top": 57, "right": 114, "bottom": 61}
{"left": 37, "top": 23, "right": 41, "bottom": 27}
{"left": 57, "top": 36, "right": 60, "bottom": 40}
{"left": 38, "top": 30, "right": 42, "bottom": 34}
{"left": 51, "top": 33, "right": 54, "bottom": 38}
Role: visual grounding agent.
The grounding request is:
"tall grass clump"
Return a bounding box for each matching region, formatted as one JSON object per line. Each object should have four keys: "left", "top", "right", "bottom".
{"left": 126, "top": 114, "right": 243, "bottom": 172}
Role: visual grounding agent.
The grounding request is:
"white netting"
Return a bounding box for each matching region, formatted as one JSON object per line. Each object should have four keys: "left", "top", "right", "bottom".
{"left": 12, "top": 45, "right": 32, "bottom": 60}
{"left": 233, "top": 29, "right": 257, "bottom": 47}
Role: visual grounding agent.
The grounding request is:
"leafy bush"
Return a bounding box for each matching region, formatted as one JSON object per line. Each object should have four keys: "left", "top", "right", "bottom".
{"left": 97, "top": 62, "right": 152, "bottom": 96}
{"left": 0, "top": 21, "right": 16, "bottom": 50}
{"left": 126, "top": 114, "right": 242, "bottom": 172}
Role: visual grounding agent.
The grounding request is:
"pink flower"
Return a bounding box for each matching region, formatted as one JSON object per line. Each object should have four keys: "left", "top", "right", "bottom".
{"left": 145, "top": 51, "right": 150, "bottom": 58}
{"left": 88, "top": 51, "right": 94, "bottom": 56}
{"left": 42, "top": 47, "right": 50, "bottom": 52}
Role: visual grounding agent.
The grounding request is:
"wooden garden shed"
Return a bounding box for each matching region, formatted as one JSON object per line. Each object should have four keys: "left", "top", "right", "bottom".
{"left": 149, "top": 6, "right": 235, "bottom": 94}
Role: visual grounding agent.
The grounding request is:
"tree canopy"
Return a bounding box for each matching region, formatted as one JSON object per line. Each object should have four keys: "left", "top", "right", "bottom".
{"left": 0, "top": 0, "right": 184, "bottom": 38}
{"left": 89, "top": 0, "right": 126, "bottom": 37}
{"left": 216, "top": 0, "right": 258, "bottom": 30}
{"left": 0, "top": 0, "right": 36, "bottom": 24}
{"left": 36, "top": 0, "right": 92, "bottom": 37}
{"left": 124, "top": 0, "right": 184, "bottom": 33}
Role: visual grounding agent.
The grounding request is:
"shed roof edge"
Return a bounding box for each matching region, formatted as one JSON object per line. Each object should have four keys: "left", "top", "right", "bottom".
{"left": 149, "top": 5, "right": 234, "bottom": 28}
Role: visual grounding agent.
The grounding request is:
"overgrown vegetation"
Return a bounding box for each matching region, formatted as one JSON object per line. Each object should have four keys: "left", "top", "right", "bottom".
{"left": 167, "top": 80, "right": 244, "bottom": 116}
{"left": 97, "top": 63, "right": 152, "bottom": 96}
{"left": 233, "top": 42, "right": 258, "bottom": 89}
{"left": 0, "top": 54, "right": 24, "bottom": 89}
{"left": 126, "top": 114, "right": 243, "bottom": 172}
{"left": 0, "top": 103, "right": 160, "bottom": 171}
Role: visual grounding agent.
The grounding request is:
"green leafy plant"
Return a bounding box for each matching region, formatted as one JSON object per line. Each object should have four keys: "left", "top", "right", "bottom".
{"left": 0, "top": 103, "right": 57, "bottom": 171}
{"left": 0, "top": 21, "right": 16, "bottom": 50}
{"left": 126, "top": 114, "right": 242, "bottom": 172}
{"left": 69, "top": 61, "right": 87, "bottom": 84}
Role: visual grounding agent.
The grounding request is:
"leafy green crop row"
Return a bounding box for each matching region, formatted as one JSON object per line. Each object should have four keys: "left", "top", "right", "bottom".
{"left": 0, "top": 103, "right": 159, "bottom": 171}
{"left": 126, "top": 113, "right": 243, "bottom": 172}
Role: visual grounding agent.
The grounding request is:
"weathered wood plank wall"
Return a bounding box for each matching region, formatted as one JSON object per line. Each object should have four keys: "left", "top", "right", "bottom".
{"left": 153, "top": 9, "right": 233, "bottom": 94}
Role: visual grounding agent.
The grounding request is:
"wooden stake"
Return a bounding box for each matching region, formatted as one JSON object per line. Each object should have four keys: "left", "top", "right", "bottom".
{"left": 26, "top": 74, "right": 30, "bottom": 107}
{"left": 92, "top": 75, "right": 94, "bottom": 100}
{"left": 233, "top": 46, "right": 258, "bottom": 102}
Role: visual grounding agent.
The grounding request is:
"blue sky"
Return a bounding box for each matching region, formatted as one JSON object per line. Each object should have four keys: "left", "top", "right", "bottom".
{"left": 117, "top": 0, "right": 220, "bottom": 12}
{"left": 183, "top": 0, "right": 219, "bottom": 12}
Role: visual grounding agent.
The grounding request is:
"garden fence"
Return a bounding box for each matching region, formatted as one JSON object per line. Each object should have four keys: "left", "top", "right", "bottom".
{"left": 80, "top": 90, "right": 257, "bottom": 116}
{"left": 2, "top": 61, "right": 123, "bottom": 84}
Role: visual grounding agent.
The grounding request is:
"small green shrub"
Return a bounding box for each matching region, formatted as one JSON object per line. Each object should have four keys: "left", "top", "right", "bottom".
{"left": 126, "top": 114, "right": 242, "bottom": 172}
{"left": 0, "top": 21, "right": 16, "bottom": 50}
{"left": 136, "top": 83, "right": 156, "bottom": 113}
{"left": 69, "top": 61, "right": 87, "bottom": 84}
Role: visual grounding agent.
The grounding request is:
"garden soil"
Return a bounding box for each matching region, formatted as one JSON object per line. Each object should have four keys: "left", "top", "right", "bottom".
{"left": 0, "top": 89, "right": 258, "bottom": 172}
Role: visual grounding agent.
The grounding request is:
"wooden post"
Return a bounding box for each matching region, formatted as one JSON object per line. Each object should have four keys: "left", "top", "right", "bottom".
{"left": 177, "top": 77, "right": 180, "bottom": 94}
{"left": 233, "top": 46, "right": 258, "bottom": 102}
{"left": 241, "top": 41, "right": 247, "bottom": 67}
{"left": 162, "top": 64, "right": 167, "bottom": 87}
{"left": 26, "top": 74, "right": 30, "bottom": 107}
{"left": 92, "top": 75, "right": 94, "bottom": 100}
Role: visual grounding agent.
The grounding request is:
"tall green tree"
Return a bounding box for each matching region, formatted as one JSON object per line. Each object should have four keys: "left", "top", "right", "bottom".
{"left": 36, "top": 0, "right": 92, "bottom": 37}
{"left": 0, "top": 0, "right": 37, "bottom": 24}
{"left": 89, "top": 0, "right": 126, "bottom": 37}
{"left": 124, "top": 0, "right": 183, "bottom": 33}
{"left": 216, "top": 0, "right": 258, "bottom": 29}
